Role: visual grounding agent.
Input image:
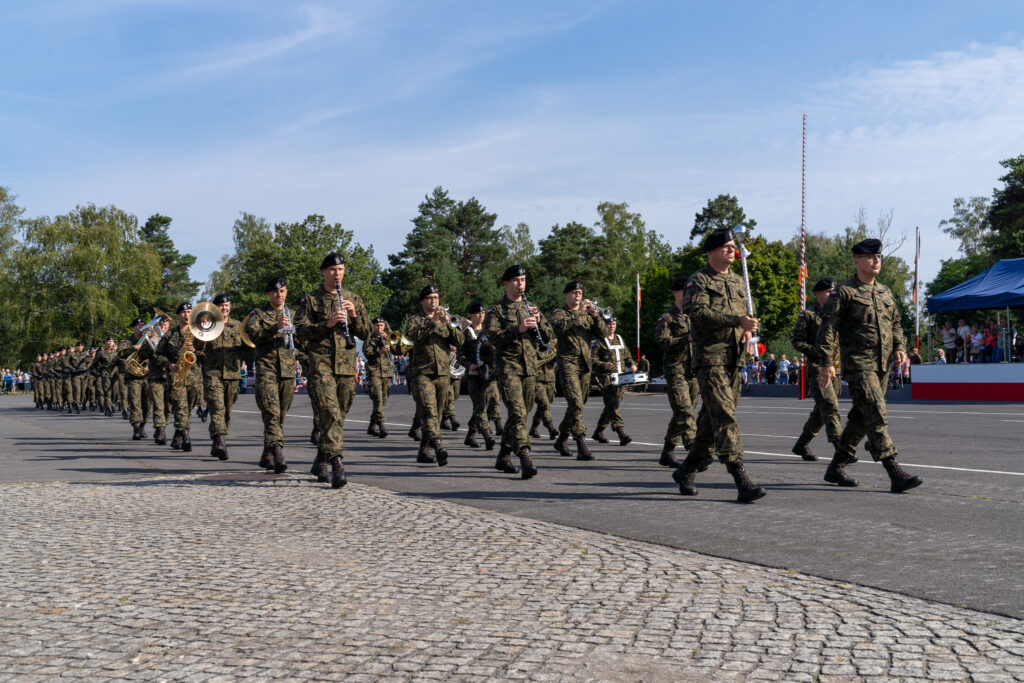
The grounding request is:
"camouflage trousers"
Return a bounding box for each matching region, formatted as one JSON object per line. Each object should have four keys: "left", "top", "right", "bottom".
{"left": 306, "top": 373, "right": 321, "bottom": 433}
{"left": 256, "top": 372, "right": 294, "bottom": 447}
{"left": 800, "top": 371, "right": 843, "bottom": 443}
{"left": 312, "top": 372, "right": 356, "bottom": 460}
{"left": 149, "top": 379, "right": 169, "bottom": 428}
{"left": 836, "top": 369, "right": 897, "bottom": 462}
{"left": 71, "top": 375, "right": 86, "bottom": 404}
{"left": 595, "top": 384, "right": 625, "bottom": 431}
{"left": 62, "top": 377, "right": 73, "bottom": 404}
{"left": 687, "top": 365, "right": 744, "bottom": 466}
{"left": 126, "top": 378, "right": 151, "bottom": 426}
{"left": 556, "top": 360, "right": 591, "bottom": 437}
{"left": 497, "top": 372, "right": 535, "bottom": 453}
{"left": 465, "top": 375, "right": 500, "bottom": 432}
{"left": 411, "top": 374, "right": 450, "bottom": 441}
{"left": 365, "top": 370, "right": 390, "bottom": 424}
{"left": 205, "top": 376, "right": 239, "bottom": 437}
{"left": 113, "top": 374, "right": 126, "bottom": 408}
{"left": 531, "top": 379, "right": 555, "bottom": 428}
{"left": 171, "top": 376, "right": 203, "bottom": 431}
{"left": 663, "top": 363, "right": 699, "bottom": 449}
{"left": 84, "top": 376, "right": 95, "bottom": 404}
{"left": 443, "top": 376, "right": 461, "bottom": 420}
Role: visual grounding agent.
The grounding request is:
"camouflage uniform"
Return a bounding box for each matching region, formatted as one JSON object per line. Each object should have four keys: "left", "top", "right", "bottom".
{"left": 294, "top": 285, "right": 370, "bottom": 463}
{"left": 550, "top": 306, "right": 607, "bottom": 437}
{"left": 59, "top": 351, "right": 74, "bottom": 409}
{"left": 162, "top": 326, "right": 204, "bottom": 435}
{"left": 88, "top": 348, "right": 120, "bottom": 412}
{"left": 139, "top": 337, "right": 170, "bottom": 430}
{"left": 405, "top": 312, "right": 464, "bottom": 442}
{"left": 69, "top": 349, "right": 90, "bottom": 407}
{"left": 118, "top": 336, "right": 151, "bottom": 428}
{"left": 792, "top": 302, "right": 842, "bottom": 447}
{"left": 461, "top": 330, "right": 500, "bottom": 444}
{"left": 530, "top": 354, "right": 557, "bottom": 435}
{"left": 362, "top": 334, "right": 394, "bottom": 428}
{"left": 203, "top": 318, "right": 243, "bottom": 439}
{"left": 592, "top": 333, "right": 635, "bottom": 432}
{"left": 443, "top": 357, "right": 462, "bottom": 426}
{"left": 244, "top": 306, "right": 298, "bottom": 449}
{"left": 656, "top": 306, "right": 699, "bottom": 451}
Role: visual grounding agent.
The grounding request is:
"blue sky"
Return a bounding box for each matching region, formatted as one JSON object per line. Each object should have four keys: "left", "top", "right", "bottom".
{"left": 3, "top": 1, "right": 1024, "bottom": 291}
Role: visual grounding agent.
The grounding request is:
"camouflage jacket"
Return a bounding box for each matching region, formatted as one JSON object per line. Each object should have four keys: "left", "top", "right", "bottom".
{"left": 68, "top": 351, "right": 90, "bottom": 375}
{"left": 484, "top": 297, "right": 553, "bottom": 378}
{"left": 243, "top": 305, "right": 298, "bottom": 379}
{"left": 202, "top": 318, "right": 244, "bottom": 380}
{"left": 592, "top": 334, "right": 636, "bottom": 377}
{"left": 459, "top": 327, "right": 490, "bottom": 378}
{"left": 362, "top": 334, "right": 395, "bottom": 379}
{"left": 89, "top": 349, "right": 120, "bottom": 378}
{"left": 791, "top": 302, "right": 837, "bottom": 376}
{"left": 683, "top": 264, "right": 748, "bottom": 369}
{"left": 654, "top": 305, "right": 693, "bottom": 369}
{"left": 405, "top": 311, "right": 464, "bottom": 378}
{"left": 550, "top": 306, "right": 607, "bottom": 369}
{"left": 139, "top": 335, "right": 170, "bottom": 381}
{"left": 161, "top": 326, "right": 204, "bottom": 384}
{"left": 818, "top": 275, "right": 905, "bottom": 376}
{"left": 294, "top": 285, "right": 370, "bottom": 378}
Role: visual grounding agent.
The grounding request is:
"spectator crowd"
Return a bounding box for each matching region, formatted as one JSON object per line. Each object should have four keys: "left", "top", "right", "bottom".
{"left": 937, "top": 318, "right": 1020, "bottom": 364}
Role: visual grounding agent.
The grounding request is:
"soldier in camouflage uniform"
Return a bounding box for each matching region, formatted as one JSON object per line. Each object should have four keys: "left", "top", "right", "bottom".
{"left": 818, "top": 238, "right": 922, "bottom": 493}
{"left": 203, "top": 294, "right": 244, "bottom": 460}
{"left": 294, "top": 252, "right": 371, "bottom": 488}
{"left": 405, "top": 285, "right": 464, "bottom": 465}
{"left": 139, "top": 317, "right": 171, "bottom": 445}
{"left": 461, "top": 303, "right": 499, "bottom": 450}
{"left": 790, "top": 278, "right": 844, "bottom": 462}
{"left": 68, "top": 341, "right": 90, "bottom": 413}
{"left": 672, "top": 228, "right": 766, "bottom": 503}
{"left": 550, "top": 281, "right": 607, "bottom": 460}
{"left": 363, "top": 317, "right": 394, "bottom": 438}
{"left": 89, "top": 337, "right": 120, "bottom": 416}
{"left": 484, "top": 265, "right": 553, "bottom": 478}
{"left": 30, "top": 355, "right": 43, "bottom": 408}
{"left": 528, "top": 340, "right": 559, "bottom": 441}
{"left": 656, "top": 277, "right": 700, "bottom": 467}
{"left": 118, "top": 318, "right": 152, "bottom": 440}
{"left": 591, "top": 317, "right": 637, "bottom": 447}
{"left": 162, "top": 303, "right": 201, "bottom": 452}
{"left": 441, "top": 345, "right": 462, "bottom": 431}
{"left": 244, "top": 277, "right": 297, "bottom": 474}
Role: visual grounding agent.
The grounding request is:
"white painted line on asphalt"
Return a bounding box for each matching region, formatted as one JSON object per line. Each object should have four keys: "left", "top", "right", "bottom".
{"left": 748, "top": 404, "right": 1024, "bottom": 417}
{"left": 743, "top": 451, "right": 1024, "bottom": 476}
{"left": 999, "top": 419, "right": 1024, "bottom": 423}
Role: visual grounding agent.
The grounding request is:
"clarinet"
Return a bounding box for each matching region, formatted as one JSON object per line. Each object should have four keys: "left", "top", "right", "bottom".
{"left": 335, "top": 281, "right": 356, "bottom": 350}
{"left": 520, "top": 293, "right": 549, "bottom": 352}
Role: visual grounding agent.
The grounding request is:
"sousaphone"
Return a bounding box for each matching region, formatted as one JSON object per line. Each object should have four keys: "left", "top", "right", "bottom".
{"left": 189, "top": 302, "right": 225, "bottom": 342}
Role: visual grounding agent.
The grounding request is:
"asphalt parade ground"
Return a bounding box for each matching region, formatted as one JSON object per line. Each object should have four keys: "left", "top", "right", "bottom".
{"left": 1, "top": 390, "right": 1023, "bottom": 680}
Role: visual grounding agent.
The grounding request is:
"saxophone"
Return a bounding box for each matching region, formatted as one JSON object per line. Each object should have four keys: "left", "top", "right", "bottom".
{"left": 172, "top": 331, "right": 196, "bottom": 388}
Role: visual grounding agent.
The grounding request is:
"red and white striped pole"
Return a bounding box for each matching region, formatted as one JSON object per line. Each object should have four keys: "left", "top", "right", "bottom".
{"left": 799, "top": 114, "right": 808, "bottom": 400}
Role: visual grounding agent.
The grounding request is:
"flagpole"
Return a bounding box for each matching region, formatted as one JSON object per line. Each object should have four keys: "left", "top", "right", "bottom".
{"left": 914, "top": 225, "right": 921, "bottom": 352}
{"left": 799, "top": 114, "right": 808, "bottom": 400}
{"left": 635, "top": 270, "right": 641, "bottom": 359}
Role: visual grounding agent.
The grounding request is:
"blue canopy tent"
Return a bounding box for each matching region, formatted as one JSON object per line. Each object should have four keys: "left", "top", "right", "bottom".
{"left": 927, "top": 258, "right": 1024, "bottom": 312}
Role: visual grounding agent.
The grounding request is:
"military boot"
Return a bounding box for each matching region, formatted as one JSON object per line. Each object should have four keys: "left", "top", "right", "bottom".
{"left": 138, "top": 424, "right": 147, "bottom": 439}
{"left": 431, "top": 438, "right": 449, "bottom": 467}
{"left": 493, "top": 417, "right": 504, "bottom": 436}
{"left": 882, "top": 457, "right": 922, "bottom": 493}
{"left": 198, "top": 406, "right": 207, "bottom": 422}
{"left": 311, "top": 453, "right": 328, "bottom": 482}
{"left": 309, "top": 428, "right": 319, "bottom": 445}
{"left": 659, "top": 443, "right": 681, "bottom": 468}
{"left": 121, "top": 408, "right": 129, "bottom": 420}
{"left": 377, "top": 421, "right": 388, "bottom": 438}
{"left": 518, "top": 448, "right": 538, "bottom": 480}
{"left": 329, "top": 456, "right": 346, "bottom": 489}
{"left": 614, "top": 427, "right": 632, "bottom": 446}
{"left": 366, "top": 421, "right": 381, "bottom": 437}
{"left": 494, "top": 445, "right": 518, "bottom": 473}
{"left": 726, "top": 460, "right": 767, "bottom": 503}
{"left": 544, "top": 420, "right": 558, "bottom": 440}
{"left": 439, "top": 416, "right": 451, "bottom": 431}
{"left": 408, "top": 425, "right": 422, "bottom": 442}
{"left": 482, "top": 428, "right": 496, "bottom": 451}
{"left": 181, "top": 430, "right": 192, "bottom": 452}
{"left": 211, "top": 434, "right": 229, "bottom": 460}
{"left": 67, "top": 403, "right": 74, "bottom": 414}
{"left": 672, "top": 460, "right": 698, "bottom": 496}
{"left": 528, "top": 420, "right": 542, "bottom": 439}
{"left": 417, "top": 439, "right": 436, "bottom": 464}
{"left": 823, "top": 452, "right": 858, "bottom": 487}
{"left": 74, "top": 403, "right": 81, "bottom": 414}
{"left": 448, "top": 417, "right": 460, "bottom": 432}
{"left": 258, "top": 445, "right": 272, "bottom": 469}
{"left": 591, "top": 427, "right": 609, "bottom": 444}
{"left": 153, "top": 427, "right": 167, "bottom": 445}
{"left": 131, "top": 424, "right": 143, "bottom": 440}
{"left": 464, "top": 430, "right": 480, "bottom": 448}
{"left": 554, "top": 431, "right": 573, "bottom": 457}
{"left": 170, "top": 430, "right": 183, "bottom": 450}
{"left": 272, "top": 444, "right": 287, "bottom": 474}
{"left": 575, "top": 435, "right": 594, "bottom": 461}
{"left": 791, "top": 435, "right": 817, "bottom": 461}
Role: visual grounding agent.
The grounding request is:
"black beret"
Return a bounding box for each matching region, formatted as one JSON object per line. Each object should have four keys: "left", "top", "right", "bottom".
{"left": 212, "top": 294, "right": 231, "bottom": 305}
{"left": 502, "top": 264, "right": 527, "bottom": 281}
{"left": 419, "top": 285, "right": 439, "bottom": 300}
{"left": 320, "top": 252, "right": 345, "bottom": 269}
{"left": 106, "top": 336, "right": 115, "bottom": 342}
{"left": 176, "top": 302, "right": 192, "bottom": 314}
{"left": 467, "top": 302, "right": 485, "bottom": 314}
{"left": 606, "top": 314, "right": 617, "bottom": 323}
{"left": 671, "top": 276, "right": 688, "bottom": 291}
{"left": 852, "top": 238, "right": 882, "bottom": 255}
{"left": 812, "top": 277, "right": 837, "bottom": 292}
{"left": 265, "top": 276, "right": 286, "bottom": 292}
{"left": 131, "top": 317, "right": 145, "bottom": 327}
{"left": 372, "top": 316, "right": 386, "bottom": 324}
{"left": 75, "top": 340, "right": 84, "bottom": 346}
{"left": 702, "top": 228, "right": 735, "bottom": 252}
{"left": 563, "top": 280, "right": 583, "bottom": 293}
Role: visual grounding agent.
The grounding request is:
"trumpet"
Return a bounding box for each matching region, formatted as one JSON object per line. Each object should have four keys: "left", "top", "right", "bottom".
{"left": 279, "top": 306, "right": 296, "bottom": 351}
{"left": 386, "top": 328, "right": 415, "bottom": 355}
{"left": 586, "top": 298, "right": 614, "bottom": 321}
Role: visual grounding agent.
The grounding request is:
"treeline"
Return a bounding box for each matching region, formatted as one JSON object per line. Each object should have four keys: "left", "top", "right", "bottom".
{"left": 4, "top": 154, "right": 1022, "bottom": 370}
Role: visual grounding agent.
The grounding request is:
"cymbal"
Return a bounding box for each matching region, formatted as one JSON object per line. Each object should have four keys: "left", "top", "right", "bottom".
{"left": 189, "top": 302, "right": 225, "bottom": 342}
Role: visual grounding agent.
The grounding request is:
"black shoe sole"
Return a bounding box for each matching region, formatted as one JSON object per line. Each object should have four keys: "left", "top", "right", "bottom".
{"left": 738, "top": 488, "right": 767, "bottom": 503}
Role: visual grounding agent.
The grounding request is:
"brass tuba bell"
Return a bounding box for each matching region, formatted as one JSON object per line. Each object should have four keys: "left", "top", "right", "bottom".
{"left": 189, "top": 302, "right": 225, "bottom": 342}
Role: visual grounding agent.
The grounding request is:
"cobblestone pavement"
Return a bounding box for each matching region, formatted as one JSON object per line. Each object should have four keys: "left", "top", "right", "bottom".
{"left": 2, "top": 474, "right": 1023, "bottom": 681}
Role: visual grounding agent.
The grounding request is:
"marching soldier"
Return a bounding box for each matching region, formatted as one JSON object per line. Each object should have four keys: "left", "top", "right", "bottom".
{"left": 461, "top": 303, "right": 499, "bottom": 449}
{"left": 405, "top": 286, "right": 464, "bottom": 465}
{"left": 672, "top": 227, "right": 766, "bottom": 503}
{"left": 69, "top": 341, "right": 90, "bottom": 413}
{"left": 550, "top": 281, "right": 607, "bottom": 460}
{"left": 363, "top": 317, "right": 394, "bottom": 438}
{"left": 139, "top": 317, "right": 171, "bottom": 445}
{"left": 790, "top": 278, "right": 844, "bottom": 462}
{"left": 294, "top": 252, "right": 371, "bottom": 488}
{"left": 655, "top": 277, "right": 700, "bottom": 467}
{"left": 591, "top": 316, "right": 636, "bottom": 446}
{"left": 119, "top": 318, "right": 152, "bottom": 440}
{"left": 484, "top": 264, "right": 553, "bottom": 478}
{"left": 204, "top": 294, "right": 244, "bottom": 460}
{"left": 31, "top": 354, "right": 43, "bottom": 408}
{"left": 818, "top": 238, "right": 922, "bottom": 493}
{"left": 441, "top": 345, "right": 462, "bottom": 432}
{"left": 528, "top": 341, "right": 559, "bottom": 441}
{"left": 162, "top": 303, "right": 201, "bottom": 452}
{"left": 89, "top": 337, "right": 120, "bottom": 416}
{"left": 59, "top": 345, "right": 75, "bottom": 412}
{"left": 244, "top": 277, "right": 298, "bottom": 474}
